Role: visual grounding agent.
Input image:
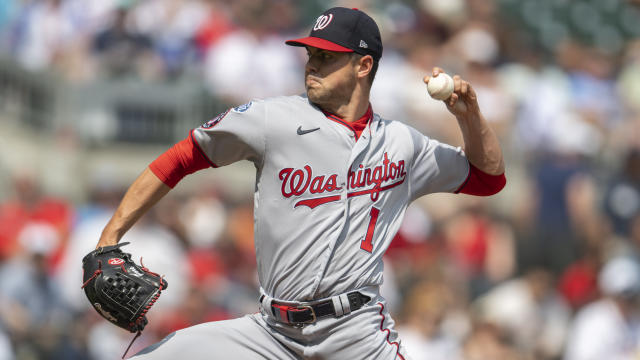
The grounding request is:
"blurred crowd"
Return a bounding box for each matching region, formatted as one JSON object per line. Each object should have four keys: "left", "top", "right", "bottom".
{"left": 1, "top": 0, "right": 640, "bottom": 359}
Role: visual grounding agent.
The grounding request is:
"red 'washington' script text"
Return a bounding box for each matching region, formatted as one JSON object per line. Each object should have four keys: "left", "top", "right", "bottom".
{"left": 278, "top": 152, "right": 406, "bottom": 208}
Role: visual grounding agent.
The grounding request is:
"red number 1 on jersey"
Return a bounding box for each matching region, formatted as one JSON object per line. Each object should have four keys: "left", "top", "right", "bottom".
{"left": 361, "top": 207, "right": 380, "bottom": 253}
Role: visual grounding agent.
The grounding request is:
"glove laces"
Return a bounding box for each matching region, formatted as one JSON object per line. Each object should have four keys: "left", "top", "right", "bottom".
{"left": 81, "top": 260, "right": 103, "bottom": 289}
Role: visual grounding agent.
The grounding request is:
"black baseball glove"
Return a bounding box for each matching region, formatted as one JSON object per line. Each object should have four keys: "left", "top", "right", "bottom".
{"left": 81, "top": 242, "right": 168, "bottom": 333}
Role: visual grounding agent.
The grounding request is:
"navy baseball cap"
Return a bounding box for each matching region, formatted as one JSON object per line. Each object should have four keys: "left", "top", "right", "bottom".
{"left": 286, "top": 7, "right": 383, "bottom": 61}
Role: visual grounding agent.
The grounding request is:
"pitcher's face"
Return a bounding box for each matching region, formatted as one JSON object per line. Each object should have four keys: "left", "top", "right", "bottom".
{"left": 304, "top": 47, "right": 357, "bottom": 107}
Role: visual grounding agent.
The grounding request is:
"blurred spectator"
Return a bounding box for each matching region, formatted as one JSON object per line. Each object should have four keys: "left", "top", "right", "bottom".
{"left": 604, "top": 148, "right": 640, "bottom": 236}
{"left": 558, "top": 247, "right": 600, "bottom": 310}
{"left": 92, "top": 4, "right": 157, "bottom": 79}
{"left": 396, "top": 281, "right": 463, "bottom": 360}
{"left": 443, "top": 208, "right": 490, "bottom": 292}
{"left": 474, "top": 268, "right": 571, "bottom": 359}
{"left": 618, "top": 40, "right": 640, "bottom": 114}
{"left": 566, "top": 173, "right": 611, "bottom": 251}
{"left": 0, "top": 235, "right": 76, "bottom": 359}
{"left": 209, "top": 200, "right": 260, "bottom": 316}
{"left": 462, "top": 322, "right": 524, "bottom": 360}
{"left": 514, "top": 42, "right": 604, "bottom": 159}
{"left": 177, "top": 187, "right": 227, "bottom": 249}
{"left": 204, "top": 0, "right": 302, "bottom": 102}
{"left": 442, "top": 205, "right": 516, "bottom": 298}
{"left": 369, "top": 46, "right": 413, "bottom": 128}
{"left": 130, "top": 0, "right": 209, "bottom": 78}
{"left": 525, "top": 150, "right": 590, "bottom": 274}
{"left": 0, "top": 329, "right": 13, "bottom": 360}
{"left": 564, "top": 256, "right": 640, "bottom": 360}
{"left": 193, "top": 0, "right": 234, "bottom": 55}
{"left": 10, "top": 0, "right": 79, "bottom": 70}
{"left": 569, "top": 47, "right": 622, "bottom": 126}
{"left": 0, "top": 172, "right": 73, "bottom": 266}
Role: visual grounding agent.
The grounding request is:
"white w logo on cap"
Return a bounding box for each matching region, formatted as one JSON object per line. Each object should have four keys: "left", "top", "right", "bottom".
{"left": 313, "top": 14, "right": 333, "bottom": 31}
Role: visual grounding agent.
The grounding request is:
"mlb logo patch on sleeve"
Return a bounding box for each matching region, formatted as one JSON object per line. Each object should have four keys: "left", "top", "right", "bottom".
{"left": 233, "top": 101, "right": 252, "bottom": 113}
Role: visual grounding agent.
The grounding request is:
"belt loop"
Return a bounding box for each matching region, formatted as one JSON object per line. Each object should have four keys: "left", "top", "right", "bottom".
{"left": 331, "top": 295, "right": 344, "bottom": 317}
{"left": 260, "top": 293, "right": 274, "bottom": 316}
{"left": 273, "top": 304, "right": 290, "bottom": 324}
{"left": 339, "top": 293, "right": 351, "bottom": 315}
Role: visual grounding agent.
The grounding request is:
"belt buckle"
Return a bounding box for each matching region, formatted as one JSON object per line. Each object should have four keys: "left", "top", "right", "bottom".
{"left": 295, "top": 305, "right": 316, "bottom": 324}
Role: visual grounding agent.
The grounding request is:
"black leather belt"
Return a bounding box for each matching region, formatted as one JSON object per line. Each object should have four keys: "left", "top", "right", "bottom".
{"left": 260, "top": 292, "right": 371, "bottom": 325}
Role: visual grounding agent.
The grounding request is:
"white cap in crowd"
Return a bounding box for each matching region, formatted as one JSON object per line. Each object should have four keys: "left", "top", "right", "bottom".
{"left": 599, "top": 256, "right": 640, "bottom": 298}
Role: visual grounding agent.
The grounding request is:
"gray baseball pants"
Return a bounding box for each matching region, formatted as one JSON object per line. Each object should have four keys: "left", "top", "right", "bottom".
{"left": 130, "top": 292, "right": 410, "bottom": 360}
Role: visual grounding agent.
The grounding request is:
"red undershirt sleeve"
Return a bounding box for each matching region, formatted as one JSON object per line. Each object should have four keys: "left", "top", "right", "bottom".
{"left": 454, "top": 163, "right": 506, "bottom": 196}
{"left": 148, "top": 133, "right": 212, "bottom": 188}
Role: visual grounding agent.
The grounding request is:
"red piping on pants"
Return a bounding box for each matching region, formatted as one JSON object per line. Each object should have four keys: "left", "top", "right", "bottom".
{"left": 377, "top": 302, "right": 406, "bottom": 360}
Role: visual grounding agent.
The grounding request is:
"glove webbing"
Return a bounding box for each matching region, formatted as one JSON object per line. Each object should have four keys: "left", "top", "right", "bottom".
{"left": 131, "top": 258, "right": 165, "bottom": 328}
{"left": 121, "top": 258, "right": 165, "bottom": 359}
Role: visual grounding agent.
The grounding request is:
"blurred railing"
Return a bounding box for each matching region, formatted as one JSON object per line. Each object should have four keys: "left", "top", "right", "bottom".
{"left": 0, "top": 56, "right": 228, "bottom": 145}
{"left": 0, "top": 56, "right": 56, "bottom": 129}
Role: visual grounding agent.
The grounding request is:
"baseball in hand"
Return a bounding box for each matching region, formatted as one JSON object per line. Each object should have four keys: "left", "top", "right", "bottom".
{"left": 427, "top": 73, "right": 454, "bottom": 101}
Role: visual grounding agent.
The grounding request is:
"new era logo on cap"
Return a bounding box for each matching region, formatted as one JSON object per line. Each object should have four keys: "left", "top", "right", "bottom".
{"left": 285, "top": 7, "right": 383, "bottom": 61}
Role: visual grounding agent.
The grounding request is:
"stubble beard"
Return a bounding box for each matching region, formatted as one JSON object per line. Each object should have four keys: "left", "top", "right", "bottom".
{"left": 305, "top": 74, "right": 356, "bottom": 110}
{"left": 306, "top": 84, "right": 330, "bottom": 105}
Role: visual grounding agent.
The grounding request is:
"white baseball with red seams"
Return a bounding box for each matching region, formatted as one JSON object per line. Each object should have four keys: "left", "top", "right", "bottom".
{"left": 427, "top": 73, "right": 454, "bottom": 101}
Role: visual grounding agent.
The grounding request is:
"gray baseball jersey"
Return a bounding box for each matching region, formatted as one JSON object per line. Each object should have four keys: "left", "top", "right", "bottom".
{"left": 193, "top": 95, "right": 468, "bottom": 301}
{"left": 132, "top": 94, "right": 469, "bottom": 360}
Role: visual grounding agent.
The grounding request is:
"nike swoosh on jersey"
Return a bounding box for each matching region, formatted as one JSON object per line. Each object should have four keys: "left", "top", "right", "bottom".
{"left": 297, "top": 126, "right": 320, "bottom": 135}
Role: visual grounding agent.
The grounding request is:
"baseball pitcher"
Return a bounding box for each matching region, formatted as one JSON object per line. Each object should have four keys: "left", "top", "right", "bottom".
{"left": 84, "top": 7, "right": 506, "bottom": 360}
